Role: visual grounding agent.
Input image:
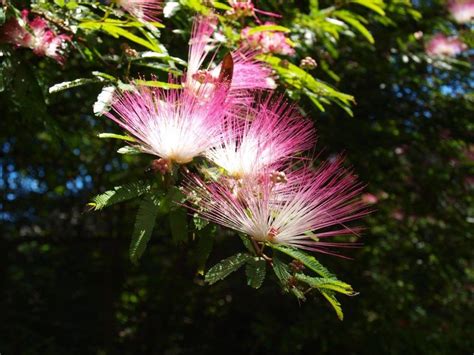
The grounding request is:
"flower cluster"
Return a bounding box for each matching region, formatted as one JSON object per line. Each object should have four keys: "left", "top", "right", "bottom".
{"left": 106, "top": 15, "right": 275, "bottom": 166}
{"left": 226, "top": 0, "right": 280, "bottom": 22}
{"left": 205, "top": 95, "right": 315, "bottom": 178}
{"left": 0, "top": 10, "right": 70, "bottom": 65}
{"left": 104, "top": 14, "right": 366, "bottom": 258}
{"left": 105, "top": 82, "right": 230, "bottom": 166}
{"left": 448, "top": 0, "right": 474, "bottom": 23}
{"left": 114, "top": 0, "right": 162, "bottom": 22}
{"left": 425, "top": 34, "right": 467, "bottom": 57}
{"left": 241, "top": 22, "right": 295, "bottom": 56}
{"left": 184, "top": 160, "right": 366, "bottom": 257}
{"left": 185, "top": 16, "right": 275, "bottom": 104}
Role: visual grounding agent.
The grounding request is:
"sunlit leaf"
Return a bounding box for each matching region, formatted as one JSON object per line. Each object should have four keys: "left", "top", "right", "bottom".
{"left": 97, "top": 133, "right": 136, "bottom": 142}
{"left": 320, "top": 290, "right": 344, "bottom": 320}
{"left": 247, "top": 24, "right": 291, "bottom": 35}
{"left": 49, "top": 78, "right": 102, "bottom": 94}
{"left": 205, "top": 253, "right": 252, "bottom": 285}
{"left": 295, "top": 274, "right": 357, "bottom": 296}
{"left": 134, "top": 80, "right": 182, "bottom": 89}
{"left": 90, "top": 181, "right": 150, "bottom": 210}
{"left": 269, "top": 244, "right": 336, "bottom": 279}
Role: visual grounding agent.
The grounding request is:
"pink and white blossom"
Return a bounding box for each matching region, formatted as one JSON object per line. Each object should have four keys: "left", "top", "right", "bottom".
{"left": 1, "top": 10, "right": 70, "bottom": 64}
{"left": 185, "top": 16, "right": 275, "bottom": 103}
{"left": 105, "top": 83, "right": 230, "bottom": 165}
{"left": 206, "top": 95, "right": 315, "bottom": 178}
{"left": 448, "top": 0, "right": 474, "bottom": 23}
{"left": 115, "top": 0, "right": 162, "bottom": 22}
{"left": 183, "top": 160, "right": 367, "bottom": 257}
{"left": 425, "top": 34, "right": 467, "bottom": 57}
{"left": 226, "top": 0, "right": 281, "bottom": 22}
{"left": 241, "top": 22, "right": 295, "bottom": 56}
{"left": 0, "top": 11, "right": 32, "bottom": 48}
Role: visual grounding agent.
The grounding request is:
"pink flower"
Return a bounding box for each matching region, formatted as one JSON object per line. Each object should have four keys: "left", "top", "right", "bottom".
{"left": 183, "top": 160, "right": 367, "bottom": 257}
{"left": 226, "top": 0, "right": 281, "bottom": 22}
{"left": 185, "top": 16, "right": 275, "bottom": 103}
{"left": 241, "top": 23, "right": 295, "bottom": 56}
{"left": 28, "top": 16, "right": 71, "bottom": 65}
{"left": 227, "top": 0, "right": 256, "bottom": 18}
{"left": 115, "top": 0, "right": 162, "bottom": 22}
{"left": 205, "top": 95, "right": 315, "bottom": 178}
{"left": 425, "top": 34, "right": 467, "bottom": 57}
{"left": 448, "top": 0, "right": 474, "bottom": 23}
{"left": 361, "top": 193, "right": 378, "bottom": 205}
{"left": 0, "top": 10, "right": 70, "bottom": 64}
{"left": 105, "top": 82, "right": 230, "bottom": 165}
{"left": 0, "top": 12, "right": 32, "bottom": 48}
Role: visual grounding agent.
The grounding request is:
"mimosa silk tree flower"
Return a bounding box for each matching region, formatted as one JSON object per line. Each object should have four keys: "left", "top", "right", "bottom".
{"left": 114, "top": 0, "right": 162, "bottom": 22}
{"left": 241, "top": 22, "right": 295, "bottom": 56}
{"left": 185, "top": 16, "right": 275, "bottom": 103}
{"left": 226, "top": 0, "right": 281, "bottom": 22}
{"left": 205, "top": 95, "right": 316, "bottom": 178}
{"left": 0, "top": 10, "right": 71, "bottom": 65}
{"left": 425, "top": 34, "right": 467, "bottom": 57}
{"left": 183, "top": 160, "right": 368, "bottom": 257}
{"left": 448, "top": 0, "right": 474, "bottom": 23}
{"left": 105, "top": 84, "right": 230, "bottom": 165}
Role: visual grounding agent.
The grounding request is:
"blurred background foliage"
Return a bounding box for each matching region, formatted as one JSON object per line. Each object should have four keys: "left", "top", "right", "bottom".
{"left": 1, "top": 0, "right": 473, "bottom": 354}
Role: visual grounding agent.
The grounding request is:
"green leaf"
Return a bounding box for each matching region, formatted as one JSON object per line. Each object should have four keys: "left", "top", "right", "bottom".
{"left": 92, "top": 71, "right": 118, "bottom": 82}
{"left": 129, "top": 193, "right": 161, "bottom": 264}
{"left": 110, "top": 25, "right": 163, "bottom": 52}
{"left": 272, "top": 254, "right": 292, "bottom": 290}
{"left": 239, "top": 234, "right": 255, "bottom": 253}
{"left": 66, "top": 1, "right": 79, "bottom": 10}
{"left": 79, "top": 21, "right": 163, "bottom": 52}
{"left": 49, "top": 78, "right": 102, "bottom": 94}
{"left": 291, "top": 287, "right": 307, "bottom": 301}
{"left": 90, "top": 181, "right": 151, "bottom": 210}
{"left": 247, "top": 25, "right": 291, "bottom": 35}
{"left": 245, "top": 257, "right": 267, "bottom": 289}
{"left": 334, "top": 10, "right": 374, "bottom": 43}
{"left": 134, "top": 79, "right": 182, "bottom": 89}
{"left": 205, "top": 253, "right": 252, "bottom": 285}
{"left": 98, "top": 133, "right": 136, "bottom": 142}
{"left": 294, "top": 274, "right": 356, "bottom": 296}
{"left": 259, "top": 55, "right": 354, "bottom": 114}
{"left": 180, "top": 0, "right": 212, "bottom": 14}
{"left": 132, "top": 51, "right": 187, "bottom": 66}
{"left": 320, "top": 290, "right": 344, "bottom": 320}
{"left": 269, "top": 244, "right": 336, "bottom": 279}
{"left": 349, "top": 0, "right": 385, "bottom": 16}
{"left": 212, "top": 1, "right": 232, "bottom": 11}
{"left": 160, "top": 186, "right": 185, "bottom": 213}
{"left": 169, "top": 208, "right": 188, "bottom": 244}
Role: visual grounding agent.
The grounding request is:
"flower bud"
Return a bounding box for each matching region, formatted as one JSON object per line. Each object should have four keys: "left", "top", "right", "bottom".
{"left": 300, "top": 56, "right": 317, "bottom": 70}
